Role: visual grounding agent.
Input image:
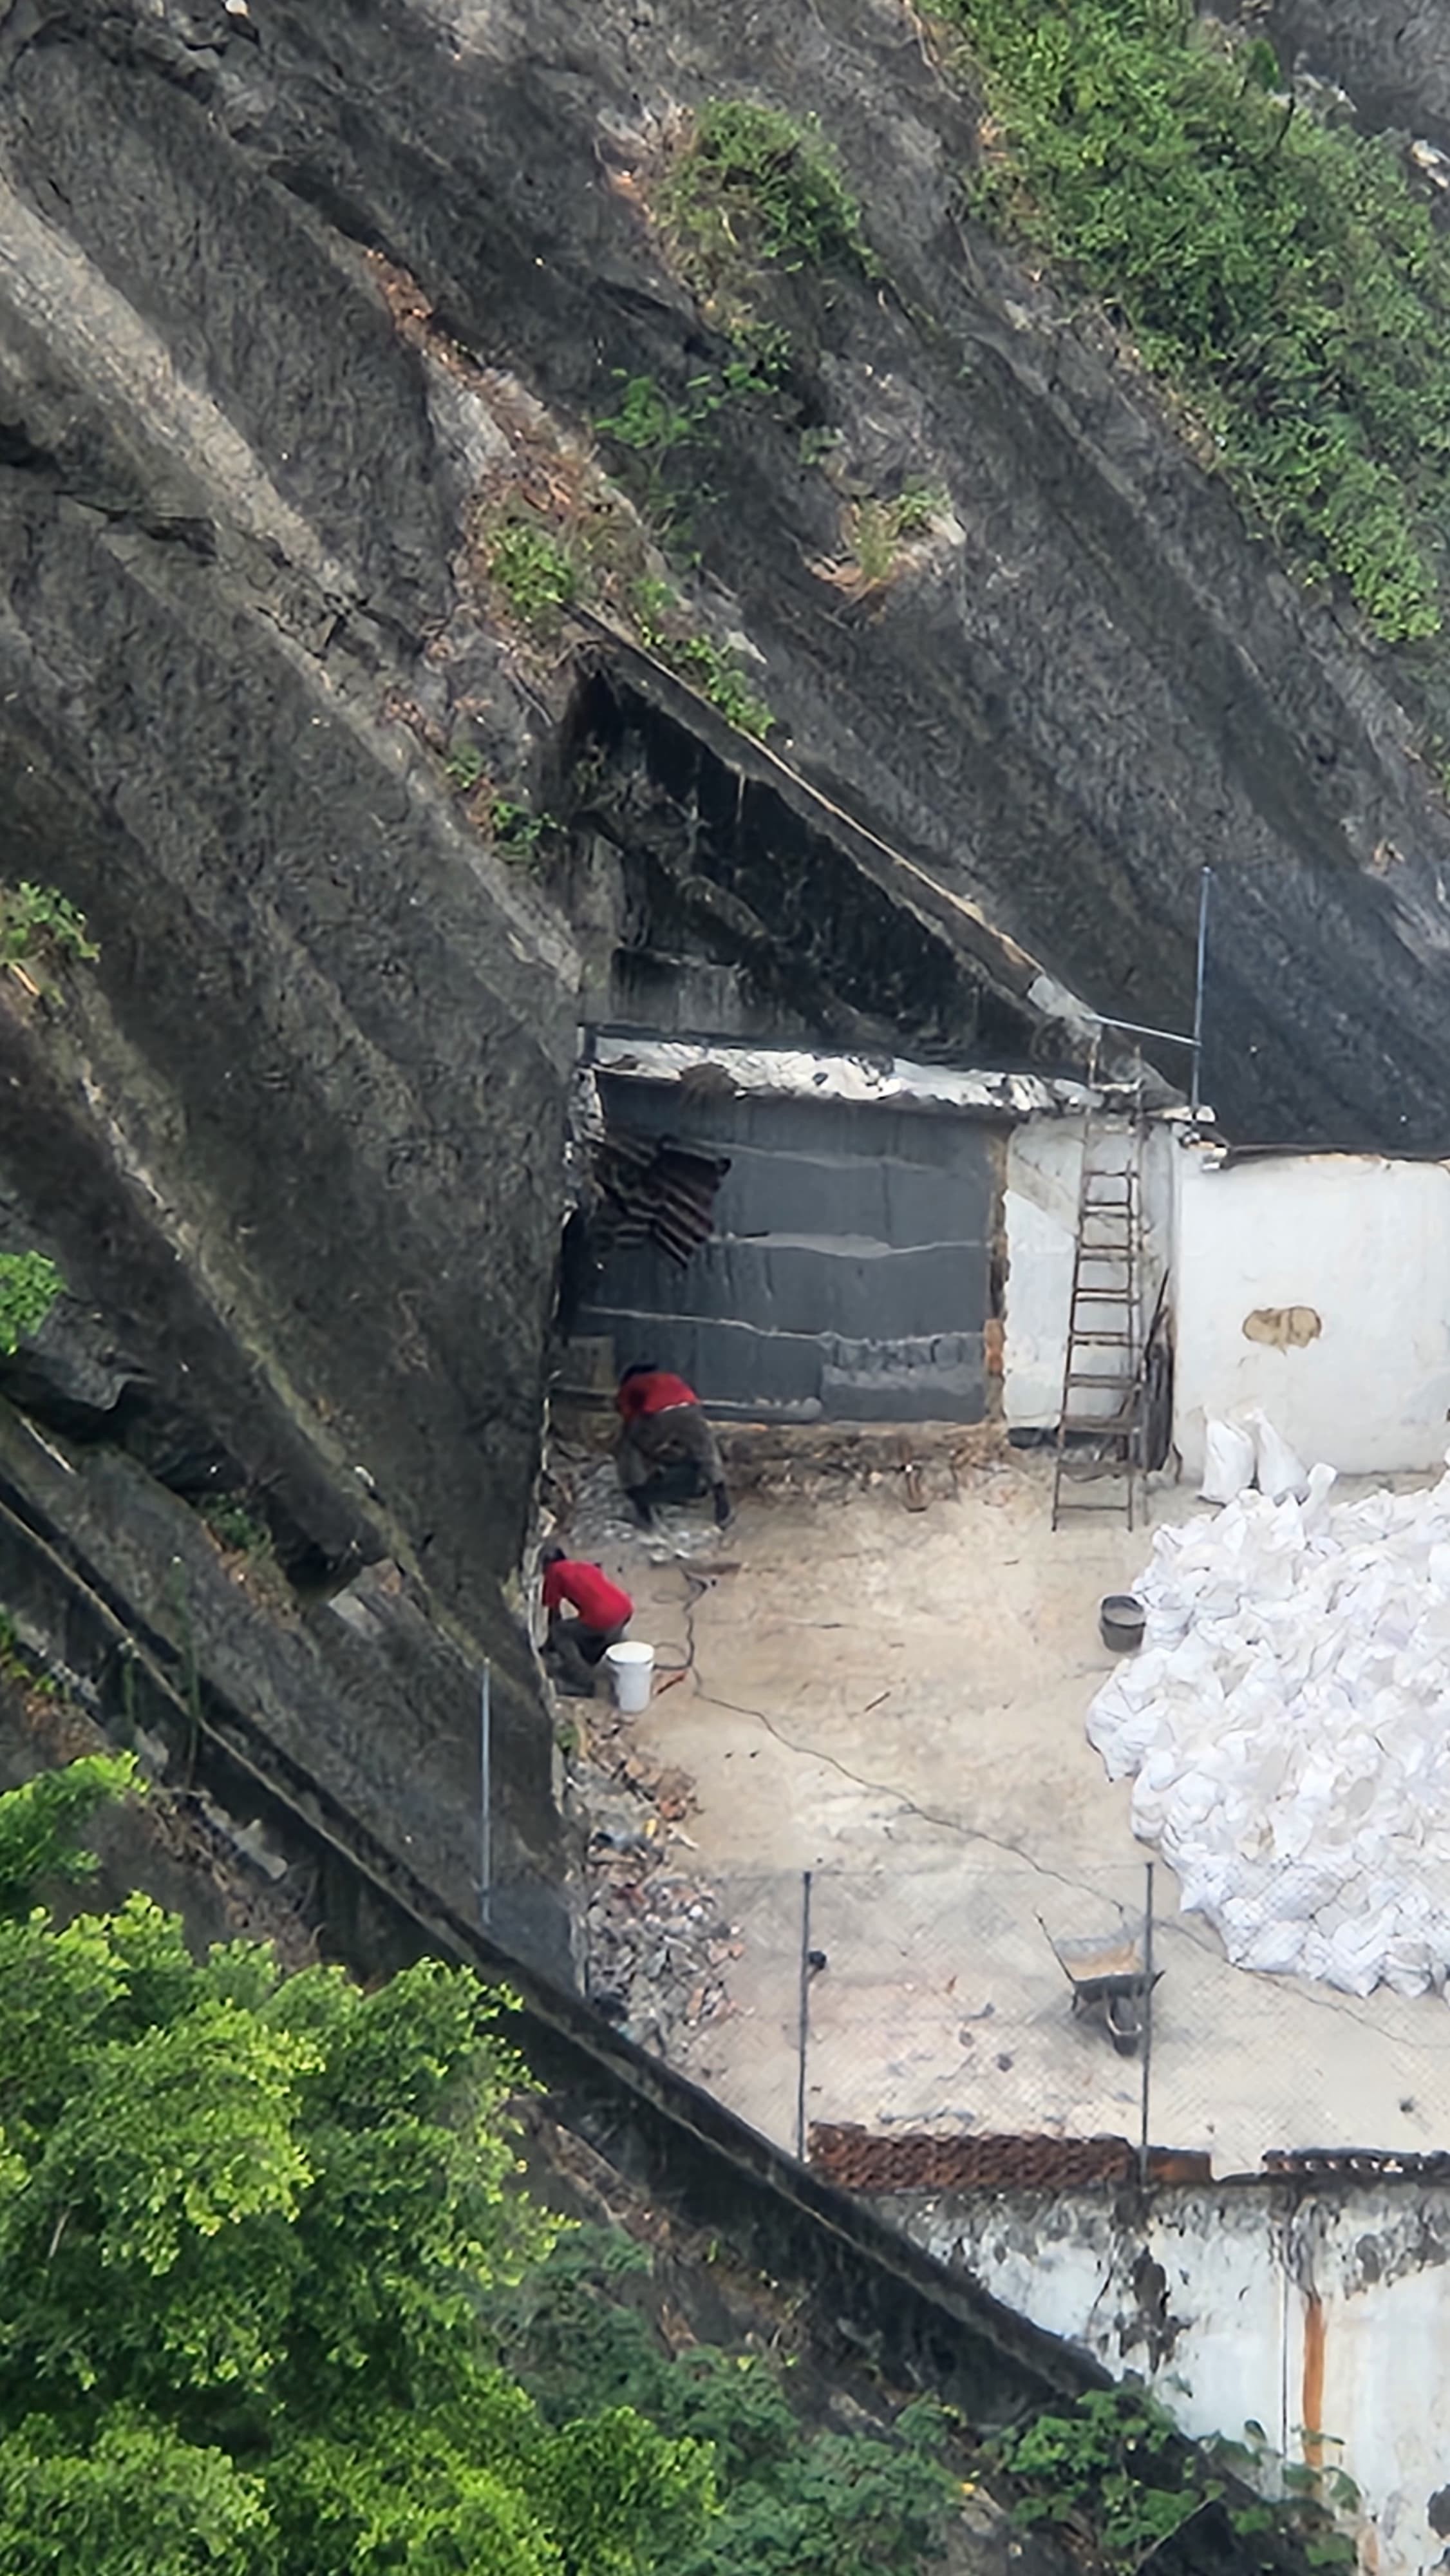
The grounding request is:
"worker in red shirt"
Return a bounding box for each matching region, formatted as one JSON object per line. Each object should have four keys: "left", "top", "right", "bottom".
{"left": 615, "top": 1361, "right": 730, "bottom": 1530}
{"left": 541, "top": 1548, "right": 634, "bottom": 1697}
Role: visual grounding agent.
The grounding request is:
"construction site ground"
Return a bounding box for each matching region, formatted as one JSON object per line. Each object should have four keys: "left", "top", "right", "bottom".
{"left": 560, "top": 1431, "right": 1450, "bottom": 2179}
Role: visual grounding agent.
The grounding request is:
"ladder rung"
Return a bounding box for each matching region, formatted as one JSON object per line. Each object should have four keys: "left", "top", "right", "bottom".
{"left": 1067, "top": 1369, "right": 1135, "bottom": 1387}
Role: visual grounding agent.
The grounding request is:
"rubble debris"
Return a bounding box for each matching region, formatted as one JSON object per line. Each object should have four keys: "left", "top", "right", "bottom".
{"left": 567, "top": 1672, "right": 740, "bottom": 2060}
{"left": 554, "top": 1455, "right": 726, "bottom": 1565}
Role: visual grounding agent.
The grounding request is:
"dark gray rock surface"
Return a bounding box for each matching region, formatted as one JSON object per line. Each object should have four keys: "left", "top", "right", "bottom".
{"left": 1254, "top": 1, "right": 1450, "bottom": 155}
{"left": 6, "top": 0, "right": 1450, "bottom": 1147}
{"left": 6, "top": 0, "right": 1450, "bottom": 1971}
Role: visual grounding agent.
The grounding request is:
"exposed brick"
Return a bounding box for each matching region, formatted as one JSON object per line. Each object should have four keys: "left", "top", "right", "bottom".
{"left": 807, "top": 2125, "right": 1212, "bottom": 2192}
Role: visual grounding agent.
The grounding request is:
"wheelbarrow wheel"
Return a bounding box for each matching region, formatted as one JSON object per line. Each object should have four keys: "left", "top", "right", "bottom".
{"left": 1105, "top": 1992, "right": 1144, "bottom": 2056}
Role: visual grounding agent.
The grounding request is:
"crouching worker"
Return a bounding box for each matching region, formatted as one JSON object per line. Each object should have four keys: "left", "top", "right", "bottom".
{"left": 615, "top": 1362, "right": 730, "bottom": 1530}
{"left": 541, "top": 1549, "right": 634, "bottom": 1698}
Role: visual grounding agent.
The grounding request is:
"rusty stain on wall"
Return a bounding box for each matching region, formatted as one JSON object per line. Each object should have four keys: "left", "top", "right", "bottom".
{"left": 1243, "top": 1305, "right": 1323, "bottom": 1349}
{"left": 1301, "top": 2290, "right": 1326, "bottom": 2467}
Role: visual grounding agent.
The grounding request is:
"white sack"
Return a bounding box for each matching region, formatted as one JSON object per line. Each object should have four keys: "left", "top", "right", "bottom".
{"left": 1248, "top": 1408, "right": 1310, "bottom": 1504}
{"left": 1086, "top": 1468, "right": 1450, "bottom": 2003}
{"left": 1200, "top": 1416, "right": 1256, "bottom": 1505}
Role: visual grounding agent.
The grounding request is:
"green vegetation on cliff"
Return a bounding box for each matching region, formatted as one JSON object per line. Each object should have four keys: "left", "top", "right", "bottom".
{"left": 954, "top": 0, "right": 1450, "bottom": 641}
{"left": 656, "top": 100, "right": 876, "bottom": 341}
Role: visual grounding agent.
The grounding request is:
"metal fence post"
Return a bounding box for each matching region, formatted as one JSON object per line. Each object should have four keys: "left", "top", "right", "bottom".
{"left": 795, "top": 1868, "right": 813, "bottom": 2163}
{"left": 479, "top": 1662, "right": 493, "bottom": 1931}
{"left": 1190, "top": 865, "right": 1213, "bottom": 1117}
{"left": 1138, "top": 1858, "right": 1155, "bottom": 2188}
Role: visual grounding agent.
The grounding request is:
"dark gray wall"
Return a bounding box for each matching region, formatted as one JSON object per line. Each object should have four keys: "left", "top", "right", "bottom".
{"left": 581, "top": 1079, "right": 994, "bottom": 1423}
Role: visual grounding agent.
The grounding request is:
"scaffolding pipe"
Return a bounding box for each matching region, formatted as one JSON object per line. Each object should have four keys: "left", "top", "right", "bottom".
{"left": 1095, "top": 1014, "right": 1198, "bottom": 1050}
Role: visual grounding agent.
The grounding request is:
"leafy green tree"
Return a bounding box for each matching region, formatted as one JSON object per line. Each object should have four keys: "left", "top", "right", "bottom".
{"left": 0, "top": 1763, "right": 714, "bottom": 2573}
{"left": 0, "top": 1759, "right": 958, "bottom": 2575}
{"left": 0, "top": 1750, "right": 134, "bottom": 1915}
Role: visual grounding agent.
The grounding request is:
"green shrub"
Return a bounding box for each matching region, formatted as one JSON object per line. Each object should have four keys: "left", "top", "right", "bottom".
{"left": 0, "top": 883, "right": 99, "bottom": 967}
{"left": 594, "top": 372, "right": 709, "bottom": 465}
{"left": 444, "top": 743, "right": 487, "bottom": 793}
{"left": 657, "top": 100, "right": 876, "bottom": 296}
{"left": 0, "top": 1252, "right": 62, "bottom": 1355}
{"left": 484, "top": 520, "right": 579, "bottom": 629}
{"left": 995, "top": 2389, "right": 1359, "bottom": 2574}
{"left": 631, "top": 580, "right": 775, "bottom": 738}
{"left": 489, "top": 799, "right": 555, "bottom": 857}
{"left": 951, "top": 0, "right": 1450, "bottom": 638}
{"left": 202, "top": 1499, "right": 272, "bottom": 1562}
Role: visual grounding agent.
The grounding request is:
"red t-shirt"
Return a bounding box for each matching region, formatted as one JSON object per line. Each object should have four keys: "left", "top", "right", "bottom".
{"left": 616, "top": 1370, "right": 699, "bottom": 1421}
{"left": 543, "top": 1560, "right": 633, "bottom": 1629}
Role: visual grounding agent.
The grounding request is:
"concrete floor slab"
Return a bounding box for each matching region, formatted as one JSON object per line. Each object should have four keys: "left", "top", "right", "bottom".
{"left": 567, "top": 1448, "right": 1450, "bottom": 2175}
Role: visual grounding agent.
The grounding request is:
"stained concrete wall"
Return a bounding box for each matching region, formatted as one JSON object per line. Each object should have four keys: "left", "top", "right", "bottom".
{"left": 879, "top": 2178, "right": 1450, "bottom": 2576}
{"left": 581, "top": 1077, "right": 994, "bottom": 1423}
{"left": 1003, "top": 1119, "right": 1174, "bottom": 1430}
{"left": 1172, "top": 1150, "right": 1450, "bottom": 1479}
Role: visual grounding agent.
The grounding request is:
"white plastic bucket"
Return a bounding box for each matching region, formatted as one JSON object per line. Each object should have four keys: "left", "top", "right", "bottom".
{"left": 605, "top": 1640, "right": 655, "bottom": 1713}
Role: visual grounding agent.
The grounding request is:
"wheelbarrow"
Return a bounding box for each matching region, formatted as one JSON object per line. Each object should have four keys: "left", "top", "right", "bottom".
{"left": 1040, "top": 1919, "right": 1162, "bottom": 2058}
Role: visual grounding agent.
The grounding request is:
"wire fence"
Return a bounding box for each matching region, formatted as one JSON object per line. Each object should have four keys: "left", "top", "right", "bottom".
{"left": 599, "top": 1855, "right": 1450, "bottom": 2184}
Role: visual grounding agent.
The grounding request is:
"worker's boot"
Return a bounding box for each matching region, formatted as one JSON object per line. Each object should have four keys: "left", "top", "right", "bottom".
{"left": 712, "top": 1482, "right": 731, "bottom": 1528}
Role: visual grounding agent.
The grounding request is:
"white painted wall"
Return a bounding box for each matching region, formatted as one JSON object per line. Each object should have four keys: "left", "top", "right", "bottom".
{"left": 891, "top": 2181, "right": 1450, "bottom": 2576}
{"left": 1003, "top": 1119, "right": 1172, "bottom": 1430}
{"left": 1172, "top": 1150, "right": 1450, "bottom": 1479}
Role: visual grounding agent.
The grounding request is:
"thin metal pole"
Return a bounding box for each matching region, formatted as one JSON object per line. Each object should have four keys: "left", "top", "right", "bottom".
{"left": 1138, "top": 1860, "right": 1155, "bottom": 2188}
{"left": 1189, "top": 866, "right": 1213, "bottom": 1117}
{"left": 479, "top": 1662, "right": 493, "bottom": 1930}
{"left": 795, "top": 1869, "right": 813, "bottom": 2163}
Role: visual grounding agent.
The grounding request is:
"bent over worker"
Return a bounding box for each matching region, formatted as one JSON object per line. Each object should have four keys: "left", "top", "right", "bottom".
{"left": 614, "top": 1362, "right": 730, "bottom": 1530}
{"left": 541, "top": 1549, "right": 634, "bottom": 1698}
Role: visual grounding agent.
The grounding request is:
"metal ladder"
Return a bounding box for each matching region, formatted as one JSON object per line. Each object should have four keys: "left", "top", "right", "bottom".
{"left": 1051, "top": 1098, "right": 1146, "bottom": 1533}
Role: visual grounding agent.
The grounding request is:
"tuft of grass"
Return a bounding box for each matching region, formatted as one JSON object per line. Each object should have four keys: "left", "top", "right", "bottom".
{"left": 948, "top": 0, "right": 1450, "bottom": 640}
{"left": 850, "top": 482, "right": 946, "bottom": 585}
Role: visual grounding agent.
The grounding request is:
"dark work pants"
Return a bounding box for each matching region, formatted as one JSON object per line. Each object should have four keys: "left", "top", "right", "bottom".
{"left": 546, "top": 1615, "right": 626, "bottom": 1696}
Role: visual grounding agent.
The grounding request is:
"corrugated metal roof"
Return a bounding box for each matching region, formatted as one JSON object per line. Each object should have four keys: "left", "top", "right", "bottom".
{"left": 587, "top": 1030, "right": 1123, "bottom": 1119}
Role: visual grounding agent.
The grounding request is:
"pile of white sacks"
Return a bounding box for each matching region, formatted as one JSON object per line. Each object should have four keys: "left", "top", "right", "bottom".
{"left": 1088, "top": 1414, "right": 1450, "bottom": 2000}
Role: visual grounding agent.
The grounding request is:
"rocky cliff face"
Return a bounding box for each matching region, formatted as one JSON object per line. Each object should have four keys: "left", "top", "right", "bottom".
{"left": 5, "top": 0, "right": 1450, "bottom": 1949}
{"left": 1259, "top": 1, "right": 1450, "bottom": 157}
